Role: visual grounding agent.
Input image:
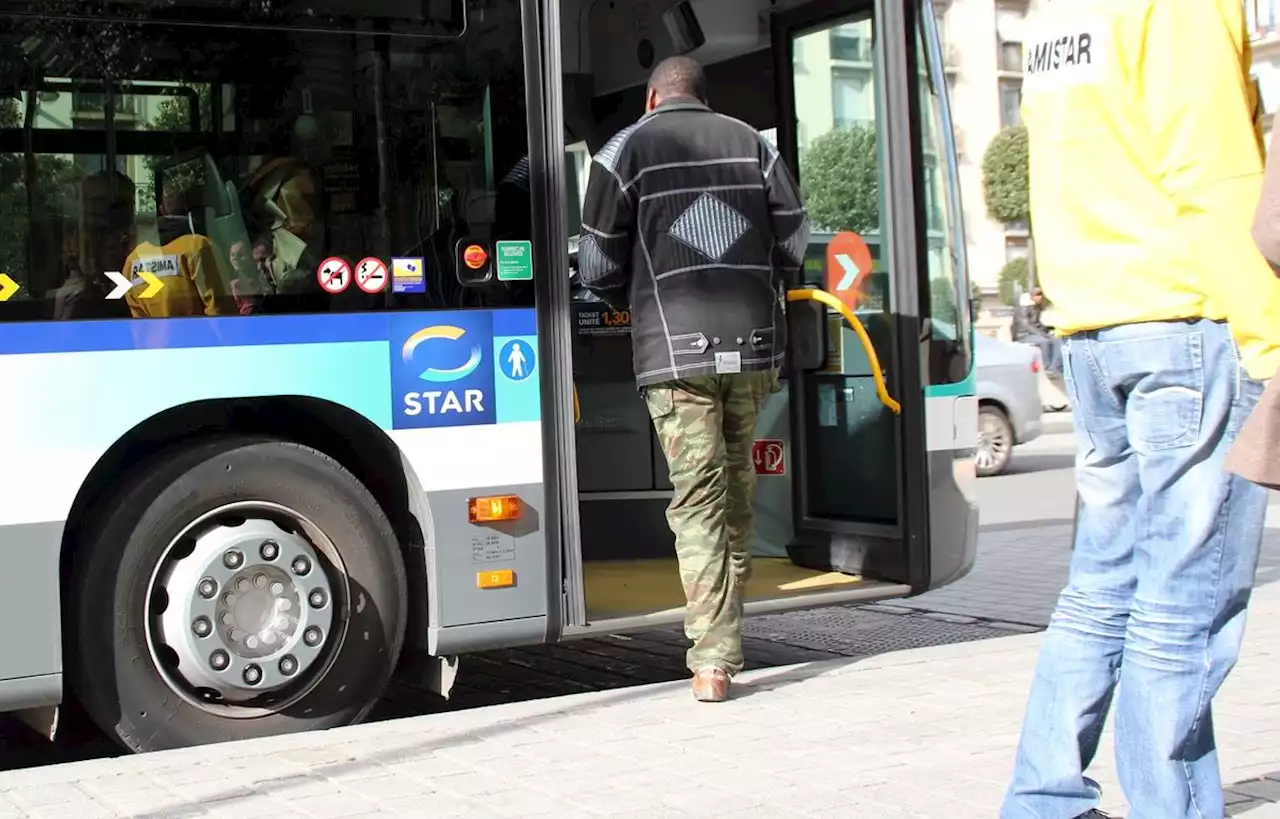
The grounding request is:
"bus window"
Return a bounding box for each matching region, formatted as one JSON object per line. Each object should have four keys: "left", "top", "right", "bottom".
{"left": 0, "top": 3, "right": 531, "bottom": 322}
{"left": 787, "top": 12, "right": 900, "bottom": 527}
{"left": 918, "top": 8, "right": 973, "bottom": 385}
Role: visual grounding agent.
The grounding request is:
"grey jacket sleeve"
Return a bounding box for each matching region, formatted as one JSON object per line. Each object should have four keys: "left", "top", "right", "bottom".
{"left": 578, "top": 160, "right": 635, "bottom": 309}
{"left": 761, "top": 139, "right": 810, "bottom": 279}
{"left": 1253, "top": 124, "right": 1280, "bottom": 274}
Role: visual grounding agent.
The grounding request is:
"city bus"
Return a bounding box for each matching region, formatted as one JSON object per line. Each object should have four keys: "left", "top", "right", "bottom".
{"left": 0, "top": 0, "right": 976, "bottom": 752}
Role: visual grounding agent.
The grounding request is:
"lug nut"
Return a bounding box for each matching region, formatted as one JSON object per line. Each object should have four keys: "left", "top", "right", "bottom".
{"left": 223, "top": 550, "right": 244, "bottom": 570}
{"left": 260, "top": 541, "right": 279, "bottom": 561}
{"left": 279, "top": 655, "right": 299, "bottom": 676}
{"left": 197, "top": 577, "right": 218, "bottom": 599}
{"left": 210, "top": 650, "right": 230, "bottom": 671}
{"left": 303, "top": 627, "right": 323, "bottom": 647}
{"left": 308, "top": 589, "right": 327, "bottom": 609}
{"left": 243, "top": 664, "right": 262, "bottom": 685}
{"left": 192, "top": 617, "right": 212, "bottom": 638}
{"left": 291, "top": 556, "right": 311, "bottom": 576}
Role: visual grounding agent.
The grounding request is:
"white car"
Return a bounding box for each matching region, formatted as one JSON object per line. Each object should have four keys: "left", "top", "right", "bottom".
{"left": 975, "top": 334, "right": 1046, "bottom": 477}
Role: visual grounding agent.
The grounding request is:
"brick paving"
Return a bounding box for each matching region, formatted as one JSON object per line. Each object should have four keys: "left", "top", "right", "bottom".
{"left": 0, "top": 580, "right": 1277, "bottom": 818}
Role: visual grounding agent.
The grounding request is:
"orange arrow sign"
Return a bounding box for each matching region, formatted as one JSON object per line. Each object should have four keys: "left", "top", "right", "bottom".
{"left": 824, "top": 231, "right": 873, "bottom": 311}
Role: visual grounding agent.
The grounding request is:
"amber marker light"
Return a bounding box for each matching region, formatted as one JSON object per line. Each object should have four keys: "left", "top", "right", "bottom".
{"left": 477, "top": 569, "right": 516, "bottom": 589}
{"left": 468, "top": 495, "right": 521, "bottom": 523}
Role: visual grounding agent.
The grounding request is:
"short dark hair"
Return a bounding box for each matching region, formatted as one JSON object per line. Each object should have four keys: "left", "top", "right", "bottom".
{"left": 647, "top": 55, "right": 707, "bottom": 102}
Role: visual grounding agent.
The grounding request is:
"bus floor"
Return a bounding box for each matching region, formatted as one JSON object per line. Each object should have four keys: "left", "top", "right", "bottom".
{"left": 583, "top": 556, "right": 861, "bottom": 620}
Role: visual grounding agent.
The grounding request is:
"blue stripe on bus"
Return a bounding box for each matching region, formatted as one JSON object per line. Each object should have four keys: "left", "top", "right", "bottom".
{"left": 0, "top": 309, "right": 541, "bottom": 356}
{"left": 0, "top": 314, "right": 391, "bottom": 355}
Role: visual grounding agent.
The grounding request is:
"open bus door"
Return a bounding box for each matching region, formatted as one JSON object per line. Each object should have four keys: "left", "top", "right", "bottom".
{"left": 557, "top": 0, "right": 972, "bottom": 634}
{"left": 769, "top": 0, "right": 934, "bottom": 592}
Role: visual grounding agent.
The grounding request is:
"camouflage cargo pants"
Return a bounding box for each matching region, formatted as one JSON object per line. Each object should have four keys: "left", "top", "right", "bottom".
{"left": 642, "top": 369, "right": 780, "bottom": 676}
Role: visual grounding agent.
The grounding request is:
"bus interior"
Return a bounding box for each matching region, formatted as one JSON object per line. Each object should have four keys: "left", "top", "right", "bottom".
{"left": 0, "top": 0, "right": 967, "bottom": 630}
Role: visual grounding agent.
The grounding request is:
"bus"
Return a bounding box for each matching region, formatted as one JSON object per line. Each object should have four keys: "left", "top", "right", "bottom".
{"left": 0, "top": 0, "right": 977, "bottom": 752}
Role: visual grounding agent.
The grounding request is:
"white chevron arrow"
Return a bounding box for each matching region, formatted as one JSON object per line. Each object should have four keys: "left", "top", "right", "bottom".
{"left": 834, "top": 253, "right": 861, "bottom": 291}
{"left": 104, "top": 271, "right": 132, "bottom": 300}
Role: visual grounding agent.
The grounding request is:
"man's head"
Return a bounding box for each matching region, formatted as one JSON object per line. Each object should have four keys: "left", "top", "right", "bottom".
{"left": 1030, "top": 285, "right": 1045, "bottom": 304}
{"left": 645, "top": 55, "right": 707, "bottom": 112}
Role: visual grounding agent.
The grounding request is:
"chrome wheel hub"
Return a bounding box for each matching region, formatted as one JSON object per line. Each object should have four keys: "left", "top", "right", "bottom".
{"left": 150, "top": 512, "right": 337, "bottom": 707}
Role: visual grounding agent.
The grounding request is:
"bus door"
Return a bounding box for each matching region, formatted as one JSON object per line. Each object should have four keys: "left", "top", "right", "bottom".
{"left": 556, "top": 0, "right": 976, "bottom": 633}
{"left": 762, "top": 0, "right": 941, "bottom": 591}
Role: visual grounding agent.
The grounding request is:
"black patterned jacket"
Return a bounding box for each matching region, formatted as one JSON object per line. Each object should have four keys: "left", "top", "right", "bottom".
{"left": 579, "top": 97, "right": 810, "bottom": 388}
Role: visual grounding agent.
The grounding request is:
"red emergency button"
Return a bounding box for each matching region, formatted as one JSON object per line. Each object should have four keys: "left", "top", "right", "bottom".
{"left": 463, "top": 244, "right": 489, "bottom": 270}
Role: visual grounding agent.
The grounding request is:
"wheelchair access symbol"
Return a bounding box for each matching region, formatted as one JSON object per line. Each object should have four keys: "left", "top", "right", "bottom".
{"left": 752, "top": 439, "right": 786, "bottom": 476}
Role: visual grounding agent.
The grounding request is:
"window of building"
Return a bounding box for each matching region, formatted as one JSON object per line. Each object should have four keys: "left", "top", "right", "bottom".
{"left": 830, "top": 23, "right": 872, "bottom": 63}
{"left": 998, "top": 40, "right": 1023, "bottom": 73}
{"left": 995, "top": 6, "right": 1026, "bottom": 72}
{"left": 833, "top": 69, "right": 874, "bottom": 129}
{"left": 999, "top": 79, "right": 1022, "bottom": 128}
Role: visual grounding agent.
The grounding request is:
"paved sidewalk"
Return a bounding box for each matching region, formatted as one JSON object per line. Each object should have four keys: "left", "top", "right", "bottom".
{"left": 3, "top": 589, "right": 1279, "bottom": 818}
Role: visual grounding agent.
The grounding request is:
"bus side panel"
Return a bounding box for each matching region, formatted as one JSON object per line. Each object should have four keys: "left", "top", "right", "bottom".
{"left": 0, "top": 309, "right": 546, "bottom": 700}
{"left": 422, "top": 483, "right": 548, "bottom": 646}
{"left": 924, "top": 391, "right": 979, "bottom": 590}
{"left": 0, "top": 523, "right": 64, "bottom": 709}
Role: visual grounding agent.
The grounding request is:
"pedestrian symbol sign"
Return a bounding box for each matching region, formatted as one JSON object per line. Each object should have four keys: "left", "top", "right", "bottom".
{"left": 495, "top": 240, "right": 533, "bottom": 281}
{"left": 498, "top": 339, "right": 534, "bottom": 381}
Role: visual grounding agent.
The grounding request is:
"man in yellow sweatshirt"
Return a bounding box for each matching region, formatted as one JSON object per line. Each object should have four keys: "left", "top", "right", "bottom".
{"left": 1002, "top": 2, "right": 1280, "bottom": 818}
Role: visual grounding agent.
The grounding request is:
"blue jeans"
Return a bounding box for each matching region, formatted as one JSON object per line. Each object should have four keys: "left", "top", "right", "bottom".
{"left": 1002, "top": 319, "right": 1268, "bottom": 819}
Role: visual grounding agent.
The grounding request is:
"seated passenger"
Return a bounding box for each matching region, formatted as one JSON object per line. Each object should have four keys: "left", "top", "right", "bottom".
{"left": 124, "top": 187, "right": 232, "bottom": 318}
{"left": 53, "top": 170, "right": 136, "bottom": 321}
{"left": 244, "top": 153, "right": 324, "bottom": 296}
{"left": 228, "top": 234, "right": 278, "bottom": 315}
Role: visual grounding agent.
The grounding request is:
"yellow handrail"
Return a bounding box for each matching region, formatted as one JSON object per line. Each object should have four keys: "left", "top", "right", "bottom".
{"left": 570, "top": 287, "right": 900, "bottom": 424}
{"left": 786, "top": 288, "right": 901, "bottom": 415}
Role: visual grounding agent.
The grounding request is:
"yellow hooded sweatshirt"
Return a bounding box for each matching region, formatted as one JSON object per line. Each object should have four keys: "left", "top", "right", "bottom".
{"left": 1020, "top": 0, "right": 1280, "bottom": 380}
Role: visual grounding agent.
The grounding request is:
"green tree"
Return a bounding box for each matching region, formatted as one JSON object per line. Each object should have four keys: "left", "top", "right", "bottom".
{"left": 981, "top": 124, "right": 1028, "bottom": 224}
{"left": 0, "top": 99, "right": 84, "bottom": 292}
{"left": 998, "top": 257, "right": 1028, "bottom": 307}
{"left": 930, "top": 275, "right": 958, "bottom": 327}
{"left": 982, "top": 124, "right": 1036, "bottom": 296}
{"left": 799, "top": 124, "right": 879, "bottom": 234}
{"left": 143, "top": 85, "right": 214, "bottom": 201}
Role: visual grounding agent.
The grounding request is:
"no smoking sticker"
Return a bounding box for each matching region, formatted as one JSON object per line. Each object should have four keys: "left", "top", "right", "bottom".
{"left": 317, "top": 257, "right": 352, "bottom": 294}
{"left": 355, "top": 257, "right": 388, "bottom": 294}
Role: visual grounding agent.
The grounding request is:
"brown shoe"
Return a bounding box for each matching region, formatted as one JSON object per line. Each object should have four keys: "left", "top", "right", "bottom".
{"left": 691, "top": 668, "right": 730, "bottom": 702}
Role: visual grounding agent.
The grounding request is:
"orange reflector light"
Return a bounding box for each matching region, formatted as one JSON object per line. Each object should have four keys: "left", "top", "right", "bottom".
{"left": 477, "top": 569, "right": 515, "bottom": 589}
{"left": 468, "top": 494, "right": 521, "bottom": 523}
{"left": 463, "top": 244, "right": 489, "bottom": 270}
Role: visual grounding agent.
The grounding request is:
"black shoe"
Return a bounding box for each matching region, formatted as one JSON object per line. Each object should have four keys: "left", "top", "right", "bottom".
{"left": 1075, "top": 811, "right": 1115, "bottom": 819}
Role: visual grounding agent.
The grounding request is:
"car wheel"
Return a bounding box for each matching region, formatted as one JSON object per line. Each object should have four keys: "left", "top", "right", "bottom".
{"left": 68, "top": 435, "right": 408, "bottom": 752}
{"left": 976, "top": 405, "right": 1014, "bottom": 477}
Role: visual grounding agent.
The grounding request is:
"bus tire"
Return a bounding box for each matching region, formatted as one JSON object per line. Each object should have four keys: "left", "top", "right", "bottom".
{"left": 67, "top": 435, "right": 408, "bottom": 753}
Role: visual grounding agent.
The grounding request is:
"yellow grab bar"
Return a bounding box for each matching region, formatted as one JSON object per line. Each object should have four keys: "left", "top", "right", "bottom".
{"left": 570, "top": 287, "right": 900, "bottom": 424}
{"left": 786, "top": 288, "right": 901, "bottom": 415}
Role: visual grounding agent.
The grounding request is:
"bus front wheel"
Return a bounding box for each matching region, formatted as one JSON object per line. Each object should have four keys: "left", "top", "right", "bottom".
{"left": 68, "top": 435, "right": 408, "bottom": 753}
